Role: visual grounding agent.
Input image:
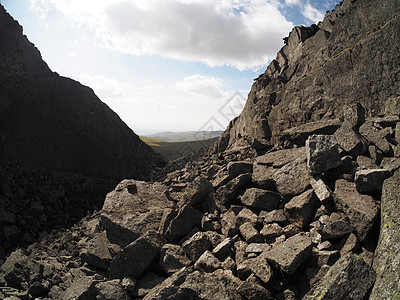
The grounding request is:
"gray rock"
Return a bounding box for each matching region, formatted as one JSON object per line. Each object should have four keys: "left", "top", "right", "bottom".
{"left": 182, "top": 231, "right": 212, "bottom": 262}
{"left": 354, "top": 168, "right": 390, "bottom": 192}
{"left": 96, "top": 279, "right": 127, "bottom": 300}
{"left": 2, "top": 249, "right": 28, "bottom": 289}
{"left": 240, "top": 188, "right": 281, "bottom": 211}
{"left": 319, "top": 218, "right": 352, "bottom": 240}
{"left": 333, "top": 180, "right": 379, "bottom": 241}
{"left": 252, "top": 163, "right": 278, "bottom": 189}
{"left": 239, "top": 222, "right": 261, "bottom": 243}
{"left": 109, "top": 231, "right": 166, "bottom": 279}
{"left": 134, "top": 271, "right": 166, "bottom": 298}
{"left": 236, "top": 207, "right": 258, "bottom": 227}
{"left": 101, "top": 180, "right": 174, "bottom": 246}
{"left": 337, "top": 233, "right": 359, "bottom": 257}
{"left": 370, "top": 170, "right": 400, "bottom": 300}
{"left": 303, "top": 253, "right": 376, "bottom": 300}
{"left": 341, "top": 103, "right": 365, "bottom": 128}
{"left": 245, "top": 243, "right": 271, "bottom": 253}
{"left": 334, "top": 121, "right": 366, "bottom": 156}
{"left": 260, "top": 223, "right": 284, "bottom": 239}
{"left": 215, "top": 173, "right": 251, "bottom": 207}
{"left": 357, "top": 155, "right": 379, "bottom": 169}
{"left": 283, "top": 224, "right": 301, "bottom": 238}
{"left": 261, "top": 232, "right": 313, "bottom": 274}
{"left": 194, "top": 250, "right": 221, "bottom": 272}
{"left": 307, "top": 248, "right": 340, "bottom": 268}
{"left": 244, "top": 256, "right": 274, "bottom": 284}
{"left": 359, "top": 120, "right": 392, "bottom": 154}
{"left": 259, "top": 209, "right": 287, "bottom": 225}
{"left": 63, "top": 276, "right": 99, "bottom": 300}
{"left": 227, "top": 161, "right": 253, "bottom": 179}
{"left": 80, "top": 231, "right": 112, "bottom": 270}
{"left": 212, "top": 238, "right": 233, "bottom": 260}
{"left": 237, "top": 275, "right": 274, "bottom": 300}
{"left": 310, "top": 176, "right": 331, "bottom": 203}
{"left": 284, "top": 189, "right": 316, "bottom": 229}
{"left": 183, "top": 176, "right": 213, "bottom": 207}
{"left": 256, "top": 147, "right": 305, "bottom": 168}
{"left": 121, "top": 276, "right": 136, "bottom": 293}
{"left": 273, "top": 156, "right": 312, "bottom": 196}
{"left": 306, "top": 134, "right": 341, "bottom": 174}
{"left": 159, "top": 244, "right": 191, "bottom": 275}
{"left": 220, "top": 210, "right": 238, "bottom": 237}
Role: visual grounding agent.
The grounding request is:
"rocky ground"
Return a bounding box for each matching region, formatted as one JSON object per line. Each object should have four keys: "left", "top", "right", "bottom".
{"left": 1, "top": 106, "right": 399, "bottom": 299}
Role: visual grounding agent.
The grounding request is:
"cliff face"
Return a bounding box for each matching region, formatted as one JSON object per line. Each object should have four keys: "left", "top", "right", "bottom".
{"left": 213, "top": 0, "right": 400, "bottom": 152}
{"left": 0, "top": 5, "right": 166, "bottom": 180}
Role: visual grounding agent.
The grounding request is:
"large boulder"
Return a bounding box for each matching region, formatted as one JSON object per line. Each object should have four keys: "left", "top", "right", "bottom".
{"left": 240, "top": 188, "right": 281, "bottom": 211}
{"left": 80, "top": 231, "right": 113, "bottom": 270}
{"left": 284, "top": 189, "right": 316, "bottom": 229}
{"left": 306, "top": 134, "right": 341, "bottom": 174}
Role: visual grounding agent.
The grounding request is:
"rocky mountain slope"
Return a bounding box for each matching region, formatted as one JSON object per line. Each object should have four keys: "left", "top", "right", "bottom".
{"left": 1, "top": 0, "right": 400, "bottom": 299}
{"left": 0, "top": 5, "right": 166, "bottom": 180}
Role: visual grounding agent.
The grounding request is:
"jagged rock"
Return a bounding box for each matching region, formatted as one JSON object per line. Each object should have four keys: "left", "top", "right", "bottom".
{"left": 240, "top": 188, "right": 280, "bottom": 211}
{"left": 1, "top": 249, "right": 28, "bottom": 288}
{"left": 201, "top": 213, "right": 221, "bottom": 231}
{"left": 333, "top": 180, "right": 379, "bottom": 241}
{"left": 237, "top": 274, "right": 274, "bottom": 300}
{"left": 307, "top": 248, "right": 340, "bottom": 268}
{"left": 334, "top": 121, "right": 366, "bottom": 156}
{"left": 357, "top": 155, "right": 379, "bottom": 169}
{"left": 252, "top": 163, "right": 277, "bottom": 189}
{"left": 284, "top": 189, "right": 316, "bottom": 228}
{"left": 273, "top": 156, "right": 311, "bottom": 196}
{"left": 80, "top": 231, "right": 112, "bottom": 270}
{"left": 318, "top": 218, "right": 352, "bottom": 240}
{"left": 227, "top": 161, "right": 253, "bottom": 179}
{"left": 234, "top": 241, "right": 248, "bottom": 264}
{"left": 121, "top": 276, "right": 136, "bottom": 293}
{"left": 396, "top": 122, "right": 400, "bottom": 143}
{"left": 194, "top": 250, "right": 221, "bottom": 272}
{"left": 236, "top": 207, "right": 258, "bottom": 227}
{"left": 261, "top": 232, "right": 312, "bottom": 274}
{"left": 341, "top": 103, "right": 365, "bottom": 128}
{"left": 310, "top": 176, "right": 331, "bottom": 203}
{"left": 182, "top": 176, "right": 213, "bottom": 207}
{"left": 134, "top": 271, "right": 166, "bottom": 298}
{"left": 163, "top": 205, "right": 203, "bottom": 242}
{"left": 109, "top": 231, "right": 166, "bottom": 279}
{"left": 259, "top": 209, "right": 287, "bottom": 225}
{"left": 303, "top": 253, "right": 376, "bottom": 300}
{"left": 215, "top": 173, "right": 251, "bottom": 207}
{"left": 337, "top": 233, "right": 359, "bottom": 257}
{"left": 306, "top": 135, "right": 341, "bottom": 174}
{"left": 96, "top": 279, "right": 127, "bottom": 300}
{"left": 220, "top": 210, "right": 238, "bottom": 237}
{"left": 244, "top": 256, "right": 274, "bottom": 284}
{"left": 182, "top": 231, "right": 212, "bottom": 262}
{"left": 0, "top": 287, "right": 29, "bottom": 300}
{"left": 380, "top": 156, "right": 400, "bottom": 173}
{"left": 212, "top": 238, "right": 233, "bottom": 260}
{"left": 159, "top": 244, "right": 191, "bottom": 275}
{"left": 369, "top": 145, "right": 384, "bottom": 165}
{"left": 28, "top": 281, "right": 47, "bottom": 298}
{"left": 370, "top": 170, "right": 400, "bottom": 299}
{"left": 354, "top": 168, "right": 390, "bottom": 192}
{"left": 359, "top": 120, "right": 392, "bottom": 154}
{"left": 260, "top": 223, "right": 284, "bottom": 239}
{"left": 63, "top": 276, "right": 100, "bottom": 300}
{"left": 239, "top": 222, "right": 261, "bottom": 243}
{"left": 245, "top": 243, "right": 271, "bottom": 253}
{"left": 283, "top": 224, "right": 301, "bottom": 238}
{"left": 100, "top": 180, "right": 174, "bottom": 246}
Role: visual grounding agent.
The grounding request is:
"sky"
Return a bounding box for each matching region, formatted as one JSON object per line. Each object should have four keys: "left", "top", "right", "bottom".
{"left": 2, "top": 0, "right": 338, "bottom": 135}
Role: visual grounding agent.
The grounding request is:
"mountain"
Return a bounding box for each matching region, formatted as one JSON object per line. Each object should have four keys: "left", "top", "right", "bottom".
{"left": 148, "top": 131, "right": 223, "bottom": 142}
{"left": 0, "top": 5, "right": 166, "bottom": 180}
{"left": 212, "top": 0, "right": 400, "bottom": 153}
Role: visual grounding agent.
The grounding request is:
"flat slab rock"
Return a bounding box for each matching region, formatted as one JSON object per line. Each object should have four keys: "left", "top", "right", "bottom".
{"left": 100, "top": 180, "right": 174, "bottom": 246}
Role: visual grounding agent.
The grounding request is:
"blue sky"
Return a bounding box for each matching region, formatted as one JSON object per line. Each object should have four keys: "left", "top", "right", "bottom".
{"left": 2, "top": 0, "right": 338, "bottom": 135}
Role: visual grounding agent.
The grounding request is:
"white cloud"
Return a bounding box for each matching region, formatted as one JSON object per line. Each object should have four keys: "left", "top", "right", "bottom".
{"left": 29, "top": 0, "right": 294, "bottom": 70}
{"left": 302, "top": 2, "right": 325, "bottom": 24}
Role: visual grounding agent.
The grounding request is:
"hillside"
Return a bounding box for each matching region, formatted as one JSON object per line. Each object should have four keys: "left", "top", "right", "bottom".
{"left": 148, "top": 131, "right": 223, "bottom": 142}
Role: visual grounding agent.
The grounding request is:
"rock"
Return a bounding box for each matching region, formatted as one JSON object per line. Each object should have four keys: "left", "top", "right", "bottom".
{"left": 369, "top": 145, "right": 384, "bottom": 165}
{"left": 357, "top": 155, "right": 379, "bottom": 169}
{"left": 96, "top": 279, "right": 127, "bottom": 300}
{"left": 212, "top": 238, "right": 233, "bottom": 260}
{"left": 227, "top": 161, "right": 253, "bottom": 179}
{"left": 101, "top": 180, "right": 174, "bottom": 246}
{"left": 244, "top": 257, "right": 274, "bottom": 284}
{"left": 159, "top": 244, "right": 191, "bottom": 275}
{"left": 121, "top": 276, "right": 136, "bottom": 293}
{"left": 109, "top": 231, "right": 166, "bottom": 279}
{"left": 318, "top": 218, "right": 352, "bottom": 240}
{"left": 259, "top": 209, "right": 287, "bottom": 225}
{"left": 333, "top": 180, "right": 379, "bottom": 241}
{"left": 163, "top": 205, "right": 203, "bottom": 242}
{"left": 396, "top": 122, "right": 400, "bottom": 143}
{"left": 63, "top": 276, "right": 99, "bottom": 300}
{"left": 307, "top": 248, "right": 340, "bottom": 268}
{"left": 273, "top": 156, "right": 312, "bottom": 196}
{"left": 220, "top": 210, "right": 238, "bottom": 237}
{"left": 134, "top": 271, "right": 166, "bottom": 298}
{"left": 359, "top": 121, "right": 392, "bottom": 154}
{"left": 303, "top": 253, "right": 376, "bottom": 300}
{"left": 1, "top": 249, "right": 28, "bottom": 288}
{"left": 283, "top": 224, "right": 301, "bottom": 238}
{"left": 306, "top": 134, "right": 341, "bottom": 174}
{"left": 260, "top": 223, "right": 284, "bottom": 239}
{"left": 334, "top": 121, "right": 366, "bottom": 156}
{"left": 215, "top": 173, "right": 251, "bottom": 207}
{"left": 182, "top": 231, "right": 212, "bottom": 262}
{"left": 252, "top": 163, "right": 278, "bottom": 189}
{"left": 80, "top": 231, "right": 112, "bottom": 270}
{"left": 354, "top": 168, "right": 390, "bottom": 192}
{"left": 236, "top": 207, "right": 258, "bottom": 226}
{"left": 245, "top": 243, "right": 271, "bottom": 253}
{"left": 237, "top": 275, "right": 274, "bottom": 300}
{"left": 234, "top": 241, "right": 248, "bottom": 264}
{"left": 310, "top": 176, "right": 331, "bottom": 203}
{"left": 284, "top": 189, "right": 316, "bottom": 228}
{"left": 239, "top": 222, "right": 261, "bottom": 243}
{"left": 337, "top": 233, "right": 359, "bottom": 257}
{"left": 261, "top": 232, "right": 313, "bottom": 274}
{"left": 28, "top": 281, "right": 48, "bottom": 298}
{"left": 370, "top": 170, "right": 400, "bottom": 300}
{"left": 240, "top": 188, "right": 281, "bottom": 211}
{"left": 194, "top": 250, "right": 221, "bottom": 272}
{"left": 341, "top": 103, "right": 365, "bottom": 128}
{"left": 183, "top": 176, "right": 213, "bottom": 207}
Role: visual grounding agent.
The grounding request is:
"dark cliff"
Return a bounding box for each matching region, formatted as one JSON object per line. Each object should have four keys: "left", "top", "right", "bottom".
{"left": 0, "top": 5, "right": 166, "bottom": 180}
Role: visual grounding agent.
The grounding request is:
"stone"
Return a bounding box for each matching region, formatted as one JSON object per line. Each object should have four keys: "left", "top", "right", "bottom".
{"left": 234, "top": 241, "right": 248, "bottom": 264}
{"left": 319, "top": 218, "right": 352, "bottom": 240}
{"left": 273, "top": 156, "right": 312, "bottom": 196}
{"left": 163, "top": 205, "right": 203, "bottom": 242}
{"left": 96, "top": 279, "right": 127, "bottom": 300}
{"left": 334, "top": 121, "right": 366, "bottom": 156}
{"left": 109, "top": 231, "right": 166, "bottom": 279}
{"left": 194, "top": 250, "right": 221, "bottom": 272}
{"left": 380, "top": 157, "right": 400, "bottom": 173}
{"left": 310, "top": 176, "right": 331, "bottom": 203}
{"left": 354, "top": 168, "right": 390, "bottom": 192}
{"left": 236, "top": 207, "right": 258, "bottom": 227}
{"left": 1, "top": 249, "right": 28, "bottom": 289}
{"left": 396, "top": 122, "right": 400, "bottom": 143}
{"left": 121, "top": 276, "right": 136, "bottom": 293}
{"left": 80, "top": 231, "right": 112, "bottom": 270}
{"left": 284, "top": 189, "right": 316, "bottom": 229}
{"left": 227, "top": 161, "right": 253, "bottom": 179}
{"left": 333, "top": 180, "right": 379, "bottom": 241}
{"left": 134, "top": 271, "right": 166, "bottom": 298}
{"left": 221, "top": 256, "right": 236, "bottom": 271}
{"left": 245, "top": 243, "right": 271, "bottom": 253}
{"left": 215, "top": 173, "right": 251, "bottom": 207}
{"left": 212, "top": 238, "right": 233, "bottom": 260}
{"left": 244, "top": 256, "right": 274, "bottom": 284}
{"left": 220, "top": 210, "right": 238, "bottom": 237}
{"left": 237, "top": 275, "right": 274, "bottom": 300}
{"left": 63, "top": 276, "right": 99, "bottom": 300}
{"left": 182, "top": 231, "right": 212, "bottom": 262}
{"left": 359, "top": 120, "right": 392, "bottom": 154}
{"left": 159, "top": 244, "right": 191, "bottom": 275}
{"left": 261, "top": 232, "right": 313, "bottom": 274}
{"left": 303, "top": 253, "right": 376, "bottom": 300}
{"left": 283, "top": 224, "right": 301, "bottom": 238}
{"left": 337, "top": 233, "right": 359, "bottom": 256}
{"left": 183, "top": 176, "right": 213, "bottom": 207}
{"left": 252, "top": 163, "right": 278, "bottom": 189}
{"left": 307, "top": 248, "right": 340, "bottom": 268}
{"left": 341, "top": 103, "right": 365, "bottom": 128}
{"left": 260, "top": 223, "right": 284, "bottom": 239}
{"left": 369, "top": 145, "right": 384, "bottom": 165}
{"left": 28, "top": 281, "right": 47, "bottom": 298}
{"left": 100, "top": 180, "right": 174, "bottom": 246}
{"left": 240, "top": 188, "right": 281, "bottom": 211}
{"left": 370, "top": 170, "right": 400, "bottom": 300}
{"left": 239, "top": 222, "right": 261, "bottom": 243}
{"left": 306, "top": 134, "right": 341, "bottom": 174}
{"left": 259, "top": 209, "right": 287, "bottom": 225}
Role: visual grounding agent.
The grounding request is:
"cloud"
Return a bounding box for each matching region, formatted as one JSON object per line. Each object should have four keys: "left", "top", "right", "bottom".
{"left": 29, "top": 0, "right": 294, "bottom": 70}
{"left": 302, "top": 2, "right": 325, "bottom": 24}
